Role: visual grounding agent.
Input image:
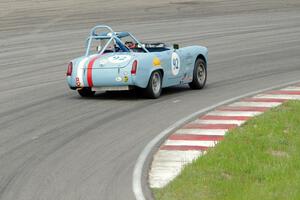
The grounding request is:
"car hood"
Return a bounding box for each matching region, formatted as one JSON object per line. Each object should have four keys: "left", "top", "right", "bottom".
{"left": 74, "top": 53, "right": 134, "bottom": 69}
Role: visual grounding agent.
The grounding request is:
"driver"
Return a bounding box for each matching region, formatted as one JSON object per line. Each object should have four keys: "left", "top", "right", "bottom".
{"left": 125, "top": 41, "right": 136, "bottom": 49}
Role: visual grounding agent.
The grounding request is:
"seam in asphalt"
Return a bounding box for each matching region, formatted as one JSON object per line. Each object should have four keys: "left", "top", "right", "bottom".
{"left": 132, "top": 79, "right": 300, "bottom": 200}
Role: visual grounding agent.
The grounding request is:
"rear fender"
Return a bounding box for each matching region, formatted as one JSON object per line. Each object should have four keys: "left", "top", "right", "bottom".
{"left": 132, "top": 53, "right": 165, "bottom": 88}
{"left": 134, "top": 66, "right": 164, "bottom": 88}
{"left": 66, "top": 57, "right": 85, "bottom": 88}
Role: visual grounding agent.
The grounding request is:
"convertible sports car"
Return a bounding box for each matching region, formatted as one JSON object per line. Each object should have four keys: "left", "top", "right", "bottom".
{"left": 66, "top": 25, "right": 208, "bottom": 98}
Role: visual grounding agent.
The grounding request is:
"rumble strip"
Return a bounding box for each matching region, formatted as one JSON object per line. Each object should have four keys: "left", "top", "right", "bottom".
{"left": 149, "top": 85, "right": 300, "bottom": 188}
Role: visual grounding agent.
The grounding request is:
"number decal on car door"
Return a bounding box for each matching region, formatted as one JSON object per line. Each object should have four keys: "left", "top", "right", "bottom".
{"left": 171, "top": 52, "right": 180, "bottom": 76}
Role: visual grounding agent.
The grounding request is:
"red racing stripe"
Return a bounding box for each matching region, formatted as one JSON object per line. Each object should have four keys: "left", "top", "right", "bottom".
{"left": 160, "top": 145, "right": 209, "bottom": 151}
{"left": 183, "top": 123, "right": 237, "bottom": 129}
{"left": 168, "top": 134, "right": 224, "bottom": 141}
{"left": 241, "top": 98, "right": 287, "bottom": 102}
{"left": 217, "top": 106, "right": 268, "bottom": 112}
{"left": 87, "top": 55, "right": 101, "bottom": 87}
{"left": 200, "top": 115, "right": 250, "bottom": 121}
{"left": 268, "top": 90, "right": 300, "bottom": 95}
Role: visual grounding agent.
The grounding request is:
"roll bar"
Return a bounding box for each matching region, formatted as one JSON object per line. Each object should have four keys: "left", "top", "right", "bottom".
{"left": 85, "top": 25, "right": 149, "bottom": 56}
{"left": 90, "top": 25, "right": 115, "bottom": 37}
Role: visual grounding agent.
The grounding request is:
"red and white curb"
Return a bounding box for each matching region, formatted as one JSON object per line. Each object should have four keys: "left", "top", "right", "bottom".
{"left": 148, "top": 85, "right": 300, "bottom": 188}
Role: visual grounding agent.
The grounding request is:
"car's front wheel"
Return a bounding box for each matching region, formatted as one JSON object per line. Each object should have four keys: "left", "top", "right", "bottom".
{"left": 189, "top": 58, "right": 207, "bottom": 89}
{"left": 78, "top": 87, "right": 95, "bottom": 97}
{"left": 145, "top": 71, "right": 162, "bottom": 99}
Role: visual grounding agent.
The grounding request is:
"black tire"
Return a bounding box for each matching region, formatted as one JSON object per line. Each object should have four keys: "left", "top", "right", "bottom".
{"left": 145, "top": 71, "right": 162, "bottom": 99}
{"left": 134, "top": 86, "right": 144, "bottom": 97}
{"left": 189, "top": 58, "right": 207, "bottom": 89}
{"left": 77, "top": 87, "right": 95, "bottom": 97}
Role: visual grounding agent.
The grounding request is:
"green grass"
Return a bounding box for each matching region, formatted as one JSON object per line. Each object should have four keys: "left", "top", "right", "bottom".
{"left": 153, "top": 101, "right": 300, "bottom": 200}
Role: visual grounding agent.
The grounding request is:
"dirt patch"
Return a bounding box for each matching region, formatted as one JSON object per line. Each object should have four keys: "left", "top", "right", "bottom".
{"left": 269, "top": 150, "right": 289, "bottom": 158}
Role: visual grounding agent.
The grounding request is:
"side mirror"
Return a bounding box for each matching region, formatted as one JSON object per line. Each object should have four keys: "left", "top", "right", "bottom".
{"left": 173, "top": 44, "right": 179, "bottom": 50}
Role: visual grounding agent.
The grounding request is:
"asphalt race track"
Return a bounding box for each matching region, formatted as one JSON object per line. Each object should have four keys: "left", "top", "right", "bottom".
{"left": 1, "top": 0, "right": 300, "bottom": 199}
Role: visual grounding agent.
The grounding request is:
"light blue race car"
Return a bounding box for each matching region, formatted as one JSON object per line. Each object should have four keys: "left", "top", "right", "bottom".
{"left": 66, "top": 25, "right": 208, "bottom": 98}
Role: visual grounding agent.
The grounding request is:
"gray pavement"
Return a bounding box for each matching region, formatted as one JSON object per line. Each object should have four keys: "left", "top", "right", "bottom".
{"left": 0, "top": 0, "right": 300, "bottom": 199}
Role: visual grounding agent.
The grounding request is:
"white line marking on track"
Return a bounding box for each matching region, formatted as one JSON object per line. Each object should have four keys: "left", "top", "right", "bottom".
{"left": 280, "top": 87, "right": 300, "bottom": 91}
{"left": 153, "top": 150, "right": 203, "bottom": 162}
{"left": 149, "top": 150, "right": 203, "bottom": 188}
{"left": 194, "top": 119, "right": 245, "bottom": 125}
{"left": 164, "top": 140, "right": 218, "bottom": 147}
{"left": 254, "top": 94, "right": 300, "bottom": 100}
{"left": 175, "top": 129, "right": 228, "bottom": 135}
{"left": 207, "top": 110, "right": 262, "bottom": 117}
{"left": 173, "top": 99, "right": 181, "bottom": 103}
{"left": 228, "top": 101, "right": 281, "bottom": 107}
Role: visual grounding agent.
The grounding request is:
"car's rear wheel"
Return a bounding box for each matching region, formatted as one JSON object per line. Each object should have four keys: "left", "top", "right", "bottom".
{"left": 77, "top": 87, "right": 95, "bottom": 97}
{"left": 189, "top": 58, "right": 207, "bottom": 89}
{"left": 145, "top": 71, "right": 162, "bottom": 99}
